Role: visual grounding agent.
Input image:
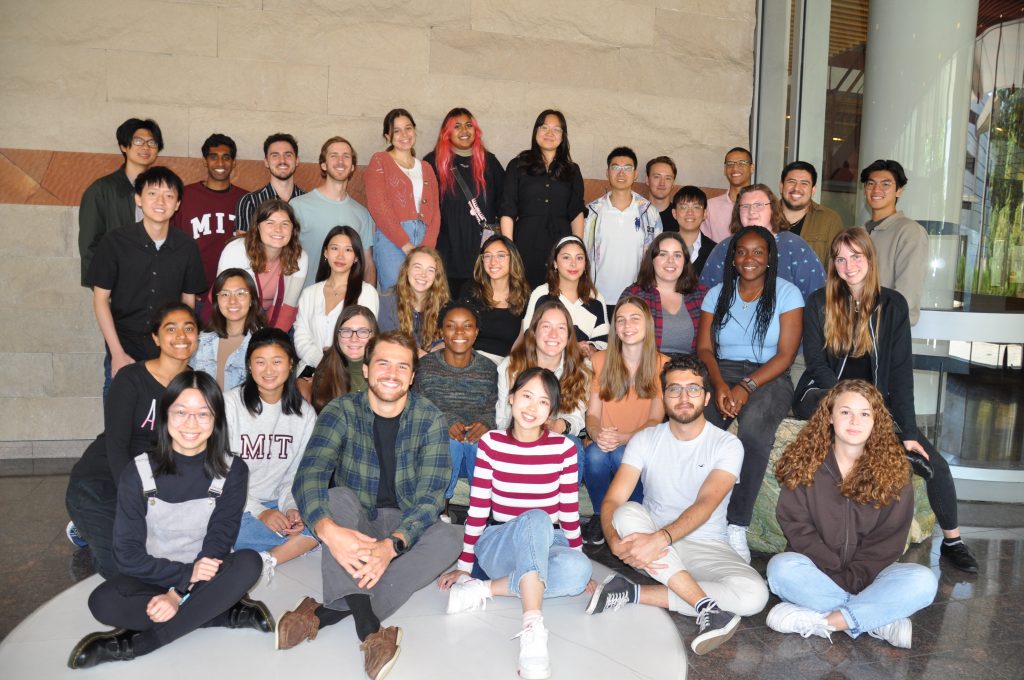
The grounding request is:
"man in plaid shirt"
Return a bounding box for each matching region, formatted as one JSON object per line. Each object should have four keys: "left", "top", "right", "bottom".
{"left": 281, "top": 331, "right": 462, "bottom": 680}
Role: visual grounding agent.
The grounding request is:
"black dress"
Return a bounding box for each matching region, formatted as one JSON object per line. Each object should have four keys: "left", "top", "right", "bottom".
{"left": 499, "top": 156, "right": 585, "bottom": 288}
{"left": 423, "top": 151, "right": 504, "bottom": 293}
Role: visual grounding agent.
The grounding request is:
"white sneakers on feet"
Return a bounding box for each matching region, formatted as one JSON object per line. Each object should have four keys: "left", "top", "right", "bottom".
{"left": 867, "top": 618, "right": 912, "bottom": 648}
{"left": 766, "top": 603, "right": 834, "bottom": 640}
{"left": 258, "top": 551, "right": 277, "bottom": 585}
{"left": 514, "top": 617, "right": 550, "bottom": 679}
{"left": 727, "top": 524, "right": 751, "bottom": 563}
{"left": 446, "top": 576, "right": 492, "bottom": 614}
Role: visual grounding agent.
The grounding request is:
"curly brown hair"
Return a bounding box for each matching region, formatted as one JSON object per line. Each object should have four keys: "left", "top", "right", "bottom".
{"left": 244, "top": 198, "right": 303, "bottom": 276}
{"left": 395, "top": 246, "right": 450, "bottom": 351}
{"left": 775, "top": 379, "right": 909, "bottom": 507}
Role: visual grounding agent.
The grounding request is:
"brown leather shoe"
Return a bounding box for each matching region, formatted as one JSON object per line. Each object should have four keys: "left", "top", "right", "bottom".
{"left": 275, "top": 596, "right": 320, "bottom": 650}
{"left": 360, "top": 626, "right": 402, "bottom": 680}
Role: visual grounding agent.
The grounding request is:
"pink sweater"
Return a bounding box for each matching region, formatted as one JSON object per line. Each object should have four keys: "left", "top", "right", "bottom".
{"left": 364, "top": 151, "right": 441, "bottom": 249}
{"left": 457, "top": 429, "right": 582, "bottom": 572}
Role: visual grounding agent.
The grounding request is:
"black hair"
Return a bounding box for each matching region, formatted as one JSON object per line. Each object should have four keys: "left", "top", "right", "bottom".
{"left": 134, "top": 166, "right": 183, "bottom": 199}
{"left": 149, "top": 301, "right": 197, "bottom": 337}
{"left": 607, "top": 146, "right": 638, "bottom": 167}
{"left": 645, "top": 156, "right": 677, "bottom": 178}
{"left": 711, "top": 225, "right": 779, "bottom": 360}
{"left": 781, "top": 160, "right": 818, "bottom": 186}
{"left": 859, "top": 159, "right": 908, "bottom": 188}
{"left": 153, "top": 370, "right": 230, "bottom": 479}
{"left": 263, "top": 132, "right": 298, "bottom": 157}
{"left": 314, "top": 226, "right": 366, "bottom": 309}
{"left": 509, "top": 366, "right": 562, "bottom": 420}
{"left": 383, "top": 108, "right": 417, "bottom": 153}
{"left": 671, "top": 185, "right": 708, "bottom": 210}
{"left": 438, "top": 299, "right": 481, "bottom": 328}
{"left": 241, "top": 327, "right": 305, "bottom": 417}
{"left": 207, "top": 268, "right": 265, "bottom": 337}
{"left": 202, "top": 133, "right": 237, "bottom": 159}
{"left": 116, "top": 118, "right": 164, "bottom": 156}
{"left": 725, "top": 146, "right": 752, "bottom": 161}
{"left": 517, "top": 109, "right": 575, "bottom": 182}
{"left": 660, "top": 354, "right": 710, "bottom": 393}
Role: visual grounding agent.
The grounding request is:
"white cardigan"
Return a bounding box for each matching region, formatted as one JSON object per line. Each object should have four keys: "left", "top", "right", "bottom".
{"left": 293, "top": 280, "right": 380, "bottom": 372}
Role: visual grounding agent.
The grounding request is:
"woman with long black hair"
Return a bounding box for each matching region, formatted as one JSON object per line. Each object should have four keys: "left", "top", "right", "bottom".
{"left": 696, "top": 225, "right": 804, "bottom": 563}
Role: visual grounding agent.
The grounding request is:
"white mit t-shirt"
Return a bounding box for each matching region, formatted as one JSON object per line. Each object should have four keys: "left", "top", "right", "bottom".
{"left": 621, "top": 420, "right": 743, "bottom": 543}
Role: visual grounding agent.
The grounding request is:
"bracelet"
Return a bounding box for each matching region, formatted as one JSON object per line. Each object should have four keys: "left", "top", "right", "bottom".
{"left": 661, "top": 528, "right": 673, "bottom": 545}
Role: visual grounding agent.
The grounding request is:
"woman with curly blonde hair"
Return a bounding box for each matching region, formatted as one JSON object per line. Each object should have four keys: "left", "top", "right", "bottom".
{"left": 376, "top": 246, "right": 450, "bottom": 355}
{"left": 765, "top": 380, "right": 937, "bottom": 649}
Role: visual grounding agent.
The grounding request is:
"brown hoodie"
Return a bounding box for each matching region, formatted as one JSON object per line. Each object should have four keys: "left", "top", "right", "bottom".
{"left": 776, "top": 450, "right": 914, "bottom": 594}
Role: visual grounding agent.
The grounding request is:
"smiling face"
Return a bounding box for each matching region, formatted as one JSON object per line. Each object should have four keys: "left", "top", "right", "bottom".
{"left": 166, "top": 387, "right": 214, "bottom": 457}
{"left": 509, "top": 375, "right": 554, "bottom": 438}
{"left": 152, "top": 309, "right": 198, "bottom": 361}
{"left": 647, "top": 162, "right": 676, "bottom": 202}
{"left": 733, "top": 231, "right": 769, "bottom": 283}
{"left": 830, "top": 390, "right": 875, "bottom": 449}
{"left": 864, "top": 169, "right": 903, "bottom": 215}
{"left": 480, "top": 239, "right": 511, "bottom": 282}
{"left": 204, "top": 144, "right": 235, "bottom": 185}
{"left": 449, "top": 114, "right": 476, "bottom": 151}
{"left": 363, "top": 340, "right": 414, "bottom": 405}
{"left": 554, "top": 242, "right": 586, "bottom": 283}
{"left": 406, "top": 251, "right": 438, "bottom": 295}
{"left": 135, "top": 181, "right": 180, "bottom": 225}
{"left": 441, "top": 307, "right": 478, "bottom": 359}
{"left": 265, "top": 140, "right": 298, "bottom": 181}
{"left": 388, "top": 115, "right": 416, "bottom": 152}
{"left": 737, "top": 189, "right": 772, "bottom": 229}
{"left": 672, "top": 198, "right": 705, "bottom": 234}
{"left": 258, "top": 210, "right": 294, "bottom": 251}
{"left": 781, "top": 169, "right": 814, "bottom": 211}
{"left": 216, "top": 275, "right": 252, "bottom": 324}
{"left": 338, "top": 314, "right": 373, "bottom": 362}
{"left": 324, "top": 233, "right": 356, "bottom": 276}
{"left": 652, "top": 237, "right": 686, "bottom": 284}
{"left": 534, "top": 307, "right": 570, "bottom": 361}
{"left": 321, "top": 141, "right": 355, "bottom": 183}
{"left": 833, "top": 241, "right": 870, "bottom": 293}
{"left": 535, "top": 114, "right": 564, "bottom": 154}
{"left": 121, "top": 127, "right": 158, "bottom": 168}
{"left": 723, "top": 149, "right": 753, "bottom": 188}
{"left": 614, "top": 302, "right": 646, "bottom": 347}
{"left": 248, "top": 343, "right": 292, "bottom": 399}
{"left": 607, "top": 155, "right": 638, "bottom": 191}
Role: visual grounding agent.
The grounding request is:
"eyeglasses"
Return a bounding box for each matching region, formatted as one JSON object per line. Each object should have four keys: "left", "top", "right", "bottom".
{"left": 216, "top": 290, "right": 251, "bottom": 300}
{"left": 864, "top": 180, "right": 896, "bottom": 190}
{"left": 665, "top": 383, "right": 705, "bottom": 397}
{"left": 538, "top": 125, "right": 563, "bottom": 134}
{"left": 738, "top": 202, "right": 769, "bottom": 212}
{"left": 168, "top": 407, "right": 213, "bottom": 425}
{"left": 674, "top": 203, "right": 704, "bottom": 212}
{"left": 339, "top": 328, "right": 372, "bottom": 339}
{"left": 481, "top": 252, "right": 509, "bottom": 262}
{"left": 834, "top": 253, "right": 865, "bottom": 266}
{"left": 610, "top": 164, "right": 635, "bottom": 173}
{"left": 724, "top": 160, "right": 751, "bottom": 168}
{"left": 131, "top": 137, "right": 159, "bottom": 148}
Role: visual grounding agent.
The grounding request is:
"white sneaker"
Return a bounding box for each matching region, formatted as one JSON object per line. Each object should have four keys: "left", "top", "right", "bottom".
{"left": 727, "top": 524, "right": 751, "bottom": 563}
{"left": 514, "top": 617, "right": 551, "bottom": 680}
{"left": 259, "top": 551, "right": 277, "bottom": 585}
{"left": 766, "top": 603, "right": 833, "bottom": 640}
{"left": 446, "top": 577, "right": 491, "bottom": 614}
{"left": 867, "top": 618, "right": 912, "bottom": 648}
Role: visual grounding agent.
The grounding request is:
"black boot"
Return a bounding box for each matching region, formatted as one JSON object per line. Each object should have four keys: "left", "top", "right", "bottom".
{"left": 67, "top": 628, "right": 138, "bottom": 669}
{"left": 221, "top": 594, "right": 275, "bottom": 632}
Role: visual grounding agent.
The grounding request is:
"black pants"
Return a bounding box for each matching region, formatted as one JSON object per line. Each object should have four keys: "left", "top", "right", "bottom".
{"left": 87, "top": 550, "right": 261, "bottom": 656}
{"left": 66, "top": 475, "right": 118, "bottom": 580}
{"left": 794, "top": 389, "right": 958, "bottom": 531}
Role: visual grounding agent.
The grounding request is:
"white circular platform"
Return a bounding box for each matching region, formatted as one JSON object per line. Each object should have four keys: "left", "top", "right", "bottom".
{"left": 0, "top": 556, "right": 687, "bottom": 679}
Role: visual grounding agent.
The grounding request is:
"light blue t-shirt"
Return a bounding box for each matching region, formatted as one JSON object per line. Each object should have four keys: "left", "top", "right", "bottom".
{"left": 701, "top": 278, "right": 803, "bottom": 363}
{"left": 290, "top": 189, "right": 377, "bottom": 288}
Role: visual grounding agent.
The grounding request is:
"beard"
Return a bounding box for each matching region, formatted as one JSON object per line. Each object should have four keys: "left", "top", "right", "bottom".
{"left": 783, "top": 196, "right": 809, "bottom": 211}
{"left": 667, "top": 402, "right": 704, "bottom": 425}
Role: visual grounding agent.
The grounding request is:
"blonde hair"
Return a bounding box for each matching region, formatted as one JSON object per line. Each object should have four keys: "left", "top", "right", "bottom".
{"left": 599, "top": 297, "right": 661, "bottom": 401}
{"left": 824, "top": 227, "right": 881, "bottom": 357}
{"left": 395, "top": 246, "right": 450, "bottom": 351}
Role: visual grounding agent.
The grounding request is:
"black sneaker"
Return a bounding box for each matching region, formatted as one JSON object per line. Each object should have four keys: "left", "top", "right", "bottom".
{"left": 586, "top": 573, "right": 636, "bottom": 614}
{"left": 940, "top": 540, "right": 979, "bottom": 574}
{"left": 690, "top": 605, "right": 740, "bottom": 655}
{"left": 582, "top": 518, "right": 605, "bottom": 546}
{"left": 67, "top": 628, "right": 137, "bottom": 669}
{"left": 221, "top": 594, "right": 276, "bottom": 632}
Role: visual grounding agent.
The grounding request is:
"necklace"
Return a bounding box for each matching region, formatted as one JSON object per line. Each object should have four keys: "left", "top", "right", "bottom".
{"left": 739, "top": 287, "right": 764, "bottom": 310}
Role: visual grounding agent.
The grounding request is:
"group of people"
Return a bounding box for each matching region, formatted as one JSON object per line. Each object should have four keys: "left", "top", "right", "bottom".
{"left": 62, "top": 108, "right": 977, "bottom": 679}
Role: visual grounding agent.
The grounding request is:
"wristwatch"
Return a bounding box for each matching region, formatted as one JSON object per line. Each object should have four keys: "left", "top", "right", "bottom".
{"left": 740, "top": 377, "right": 758, "bottom": 394}
{"left": 387, "top": 535, "right": 408, "bottom": 556}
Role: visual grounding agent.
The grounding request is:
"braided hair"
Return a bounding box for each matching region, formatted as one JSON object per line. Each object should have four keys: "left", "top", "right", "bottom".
{"left": 711, "top": 225, "right": 779, "bottom": 361}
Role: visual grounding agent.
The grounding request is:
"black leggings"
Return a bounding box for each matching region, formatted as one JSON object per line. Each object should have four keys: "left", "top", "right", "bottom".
{"left": 87, "top": 550, "right": 261, "bottom": 656}
{"left": 794, "top": 391, "right": 958, "bottom": 531}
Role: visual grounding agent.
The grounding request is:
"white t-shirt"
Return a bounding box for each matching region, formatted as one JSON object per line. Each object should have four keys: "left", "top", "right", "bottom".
{"left": 590, "top": 197, "right": 647, "bottom": 303}
{"left": 400, "top": 160, "right": 424, "bottom": 212}
{"left": 621, "top": 420, "right": 743, "bottom": 542}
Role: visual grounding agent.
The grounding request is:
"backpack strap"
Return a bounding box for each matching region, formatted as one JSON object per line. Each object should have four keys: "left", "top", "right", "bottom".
{"left": 207, "top": 456, "right": 234, "bottom": 500}
{"left": 133, "top": 453, "right": 158, "bottom": 504}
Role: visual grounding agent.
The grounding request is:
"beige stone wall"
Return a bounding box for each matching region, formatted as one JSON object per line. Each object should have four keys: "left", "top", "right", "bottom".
{"left": 0, "top": 0, "right": 755, "bottom": 447}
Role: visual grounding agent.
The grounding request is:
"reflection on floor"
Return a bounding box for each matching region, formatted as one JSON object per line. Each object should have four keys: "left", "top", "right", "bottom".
{"left": 2, "top": 474, "right": 1023, "bottom": 679}
{"left": 936, "top": 367, "right": 1024, "bottom": 470}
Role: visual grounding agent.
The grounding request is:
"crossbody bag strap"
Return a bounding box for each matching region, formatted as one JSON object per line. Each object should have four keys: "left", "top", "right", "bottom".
{"left": 452, "top": 164, "right": 490, "bottom": 230}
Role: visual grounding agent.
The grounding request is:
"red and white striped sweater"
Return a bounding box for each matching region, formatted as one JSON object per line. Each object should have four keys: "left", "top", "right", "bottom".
{"left": 457, "top": 429, "right": 582, "bottom": 572}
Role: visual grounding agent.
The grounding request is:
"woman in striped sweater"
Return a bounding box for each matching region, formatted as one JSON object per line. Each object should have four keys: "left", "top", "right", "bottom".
{"left": 437, "top": 367, "right": 592, "bottom": 680}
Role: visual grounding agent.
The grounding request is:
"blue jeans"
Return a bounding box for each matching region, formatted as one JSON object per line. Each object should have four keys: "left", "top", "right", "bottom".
{"left": 474, "top": 509, "right": 592, "bottom": 598}
{"left": 374, "top": 219, "right": 426, "bottom": 291}
{"left": 564, "top": 433, "right": 585, "bottom": 485}
{"left": 102, "top": 349, "right": 112, "bottom": 400}
{"left": 233, "top": 501, "right": 316, "bottom": 553}
{"left": 767, "top": 552, "right": 938, "bottom": 636}
{"left": 582, "top": 443, "right": 643, "bottom": 514}
{"left": 447, "top": 438, "right": 479, "bottom": 499}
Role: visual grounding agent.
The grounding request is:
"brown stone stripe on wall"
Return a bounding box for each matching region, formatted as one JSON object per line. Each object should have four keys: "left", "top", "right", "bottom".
{"left": 0, "top": 149, "right": 725, "bottom": 208}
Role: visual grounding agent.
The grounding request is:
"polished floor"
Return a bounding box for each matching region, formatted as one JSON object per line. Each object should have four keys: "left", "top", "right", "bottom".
{"left": 1, "top": 473, "right": 1022, "bottom": 679}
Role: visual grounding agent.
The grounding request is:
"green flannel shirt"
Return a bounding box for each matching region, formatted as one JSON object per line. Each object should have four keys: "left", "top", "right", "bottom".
{"left": 293, "top": 389, "right": 449, "bottom": 547}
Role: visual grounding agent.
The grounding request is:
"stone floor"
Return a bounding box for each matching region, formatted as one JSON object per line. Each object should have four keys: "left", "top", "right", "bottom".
{"left": 1, "top": 472, "right": 1022, "bottom": 679}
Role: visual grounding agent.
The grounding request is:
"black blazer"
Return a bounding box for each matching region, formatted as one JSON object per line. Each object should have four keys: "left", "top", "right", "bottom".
{"left": 690, "top": 233, "right": 717, "bottom": 278}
